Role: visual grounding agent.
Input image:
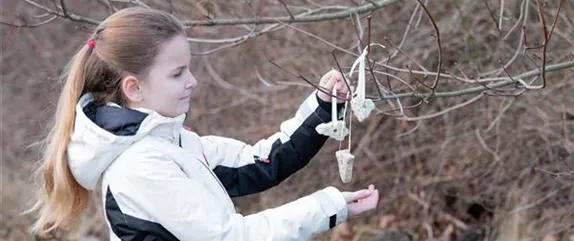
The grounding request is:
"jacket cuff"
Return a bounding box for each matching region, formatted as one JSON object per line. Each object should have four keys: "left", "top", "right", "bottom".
{"left": 316, "top": 92, "right": 345, "bottom": 117}
{"left": 311, "top": 186, "right": 348, "bottom": 230}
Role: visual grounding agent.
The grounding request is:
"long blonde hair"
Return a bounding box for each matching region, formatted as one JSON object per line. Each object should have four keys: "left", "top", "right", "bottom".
{"left": 26, "top": 7, "right": 185, "bottom": 236}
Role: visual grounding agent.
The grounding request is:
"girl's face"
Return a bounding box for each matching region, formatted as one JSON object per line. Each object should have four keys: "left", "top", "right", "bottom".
{"left": 132, "top": 34, "right": 198, "bottom": 118}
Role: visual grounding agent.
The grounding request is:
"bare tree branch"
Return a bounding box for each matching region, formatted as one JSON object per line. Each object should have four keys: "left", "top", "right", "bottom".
{"left": 396, "top": 93, "right": 485, "bottom": 121}
{"left": 0, "top": 15, "right": 58, "bottom": 28}
{"left": 534, "top": 0, "right": 548, "bottom": 89}
{"left": 109, "top": 0, "right": 151, "bottom": 9}
{"left": 21, "top": 0, "right": 396, "bottom": 28}
{"left": 96, "top": 0, "right": 118, "bottom": 13}
{"left": 183, "top": 0, "right": 400, "bottom": 27}
{"left": 371, "top": 60, "right": 574, "bottom": 100}
{"left": 277, "top": 0, "right": 295, "bottom": 20}
{"left": 269, "top": 60, "right": 351, "bottom": 102}
{"left": 483, "top": 0, "right": 502, "bottom": 34}
{"left": 416, "top": 0, "right": 442, "bottom": 95}
{"left": 186, "top": 6, "right": 347, "bottom": 44}
{"left": 499, "top": 0, "right": 505, "bottom": 31}
{"left": 59, "top": 0, "right": 70, "bottom": 19}
{"left": 480, "top": 0, "right": 529, "bottom": 77}
{"left": 22, "top": 0, "right": 99, "bottom": 25}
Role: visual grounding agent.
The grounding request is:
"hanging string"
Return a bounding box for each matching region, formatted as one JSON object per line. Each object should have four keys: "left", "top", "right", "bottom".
{"left": 348, "top": 93, "right": 352, "bottom": 151}
{"left": 339, "top": 91, "right": 351, "bottom": 151}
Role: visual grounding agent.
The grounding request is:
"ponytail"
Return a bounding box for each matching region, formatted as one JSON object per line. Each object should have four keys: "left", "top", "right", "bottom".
{"left": 26, "top": 44, "right": 93, "bottom": 236}
{"left": 25, "top": 7, "right": 187, "bottom": 236}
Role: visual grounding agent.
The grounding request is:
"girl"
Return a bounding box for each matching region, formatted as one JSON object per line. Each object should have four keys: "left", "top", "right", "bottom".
{"left": 28, "top": 7, "right": 379, "bottom": 241}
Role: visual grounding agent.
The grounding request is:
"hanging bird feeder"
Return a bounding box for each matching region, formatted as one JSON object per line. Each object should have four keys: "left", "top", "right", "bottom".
{"left": 315, "top": 86, "right": 349, "bottom": 141}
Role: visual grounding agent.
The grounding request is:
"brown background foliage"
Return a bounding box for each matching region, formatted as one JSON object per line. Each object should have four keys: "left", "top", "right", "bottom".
{"left": 1, "top": 0, "right": 573, "bottom": 240}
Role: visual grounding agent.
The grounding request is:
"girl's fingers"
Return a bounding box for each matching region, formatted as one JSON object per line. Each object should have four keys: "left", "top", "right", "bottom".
{"left": 319, "top": 71, "right": 332, "bottom": 86}
{"left": 342, "top": 190, "right": 371, "bottom": 203}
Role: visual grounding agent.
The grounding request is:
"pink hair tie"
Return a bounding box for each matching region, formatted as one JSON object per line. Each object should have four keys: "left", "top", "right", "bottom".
{"left": 86, "top": 39, "right": 96, "bottom": 48}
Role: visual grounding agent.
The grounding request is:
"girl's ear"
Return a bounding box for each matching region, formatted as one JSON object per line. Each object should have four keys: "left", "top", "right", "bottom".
{"left": 121, "top": 75, "right": 143, "bottom": 103}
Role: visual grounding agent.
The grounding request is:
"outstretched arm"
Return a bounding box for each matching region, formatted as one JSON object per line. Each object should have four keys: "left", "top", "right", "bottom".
{"left": 195, "top": 70, "right": 349, "bottom": 197}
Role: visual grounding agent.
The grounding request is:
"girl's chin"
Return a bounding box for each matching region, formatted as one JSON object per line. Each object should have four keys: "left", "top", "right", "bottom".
{"left": 176, "top": 104, "right": 191, "bottom": 115}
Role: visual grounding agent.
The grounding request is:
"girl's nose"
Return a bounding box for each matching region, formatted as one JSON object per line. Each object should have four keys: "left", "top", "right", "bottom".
{"left": 185, "top": 83, "right": 196, "bottom": 89}
{"left": 185, "top": 72, "right": 199, "bottom": 89}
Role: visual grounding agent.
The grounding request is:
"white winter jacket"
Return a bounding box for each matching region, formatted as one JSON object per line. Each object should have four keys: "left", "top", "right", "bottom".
{"left": 67, "top": 91, "right": 349, "bottom": 241}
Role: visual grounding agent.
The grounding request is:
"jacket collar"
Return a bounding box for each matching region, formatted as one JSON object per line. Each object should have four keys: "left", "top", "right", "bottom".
{"left": 67, "top": 93, "right": 186, "bottom": 190}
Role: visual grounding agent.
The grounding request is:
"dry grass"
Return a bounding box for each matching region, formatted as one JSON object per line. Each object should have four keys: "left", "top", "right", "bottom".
{"left": 1, "top": 0, "right": 573, "bottom": 241}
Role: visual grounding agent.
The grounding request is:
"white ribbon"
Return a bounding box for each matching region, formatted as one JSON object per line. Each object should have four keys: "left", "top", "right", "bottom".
{"left": 349, "top": 44, "right": 385, "bottom": 122}
{"left": 315, "top": 86, "right": 349, "bottom": 141}
{"left": 334, "top": 91, "right": 355, "bottom": 183}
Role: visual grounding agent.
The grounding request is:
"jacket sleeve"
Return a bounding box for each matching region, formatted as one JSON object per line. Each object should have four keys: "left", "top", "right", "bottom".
{"left": 198, "top": 90, "right": 345, "bottom": 197}
{"left": 119, "top": 150, "right": 349, "bottom": 241}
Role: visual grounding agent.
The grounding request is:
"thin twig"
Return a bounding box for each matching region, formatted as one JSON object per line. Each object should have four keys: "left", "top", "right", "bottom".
{"left": 183, "top": 0, "right": 400, "bottom": 26}
{"left": 245, "top": 1, "right": 258, "bottom": 29}
{"left": 475, "top": 129, "right": 501, "bottom": 162}
{"left": 535, "top": 0, "right": 548, "bottom": 88}
{"left": 269, "top": 61, "right": 351, "bottom": 101}
{"left": 203, "top": 57, "right": 267, "bottom": 104}
{"left": 277, "top": 0, "right": 295, "bottom": 20}
{"left": 396, "top": 93, "right": 484, "bottom": 121}
{"left": 387, "top": 3, "right": 420, "bottom": 60}
{"left": 0, "top": 15, "right": 58, "bottom": 28}
{"left": 109, "top": 0, "right": 151, "bottom": 9}
{"left": 509, "top": 184, "right": 573, "bottom": 215}
{"left": 545, "top": 0, "right": 564, "bottom": 43}
{"left": 190, "top": 26, "right": 257, "bottom": 55}
{"left": 407, "top": 192, "right": 469, "bottom": 230}
{"left": 535, "top": 168, "right": 574, "bottom": 179}
{"left": 380, "top": 99, "right": 422, "bottom": 117}
{"left": 365, "top": 40, "right": 385, "bottom": 99}
{"left": 423, "top": 222, "right": 433, "bottom": 241}
{"left": 486, "top": 97, "right": 515, "bottom": 131}
{"left": 396, "top": 121, "right": 421, "bottom": 138}
{"left": 23, "top": 0, "right": 399, "bottom": 28}
{"left": 33, "top": 12, "right": 52, "bottom": 18}
{"left": 416, "top": 0, "right": 442, "bottom": 95}
{"left": 23, "top": 0, "right": 99, "bottom": 25}
{"left": 166, "top": 0, "right": 175, "bottom": 14}
{"left": 332, "top": 51, "right": 353, "bottom": 93}
{"left": 348, "top": 14, "right": 385, "bottom": 98}
{"left": 503, "top": 0, "right": 526, "bottom": 40}
{"left": 255, "top": 67, "right": 277, "bottom": 87}
{"left": 370, "top": 60, "right": 574, "bottom": 100}
{"left": 483, "top": 0, "right": 502, "bottom": 35}
{"left": 384, "top": 43, "right": 394, "bottom": 91}
{"left": 371, "top": 70, "right": 416, "bottom": 91}
{"left": 186, "top": 6, "right": 341, "bottom": 44}
{"left": 415, "top": 0, "right": 427, "bottom": 27}
{"left": 275, "top": 20, "right": 354, "bottom": 56}
{"left": 59, "top": 0, "right": 70, "bottom": 18}
{"left": 384, "top": 37, "right": 429, "bottom": 72}
{"left": 96, "top": 0, "right": 118, "bottom": 13}
{"left": 406, "top": 65, "right": 432, "bottom": 90}
{"left": 367, "top": 15, "right": 372, "bottom": 54}
{"left": 499, "top": 0, "right": 505, "bottom": 31}
{"left": 349, "top": 11, "right": 365, "bottom": 53}
{"left": 480, "top": 0, "right": 529, "bottom": 78}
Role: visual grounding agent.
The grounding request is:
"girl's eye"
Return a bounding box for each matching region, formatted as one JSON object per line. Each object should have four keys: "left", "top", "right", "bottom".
{"left": 173, "top": 72, "right": 183, "bottom": 77}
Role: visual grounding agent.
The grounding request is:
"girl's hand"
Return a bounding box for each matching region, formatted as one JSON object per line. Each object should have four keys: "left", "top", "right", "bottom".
{"left": 317, "top": 69, "right": 350, "bottom": 103}
{"left": 340, "top": 184, "right": 379, "bottom": 220}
